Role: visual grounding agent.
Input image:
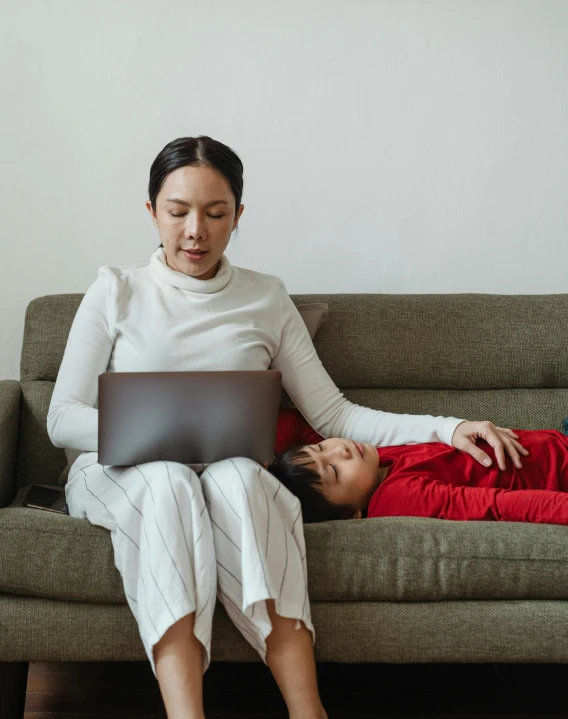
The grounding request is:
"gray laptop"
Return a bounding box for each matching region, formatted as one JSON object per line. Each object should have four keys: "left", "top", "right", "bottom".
{"left": 98, "top": 370, "right": 282, "bottom": 467}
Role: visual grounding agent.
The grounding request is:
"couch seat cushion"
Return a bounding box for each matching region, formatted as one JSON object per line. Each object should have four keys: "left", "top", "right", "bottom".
{"left": 2, "top": 498, "right": 568, "bottom": 604}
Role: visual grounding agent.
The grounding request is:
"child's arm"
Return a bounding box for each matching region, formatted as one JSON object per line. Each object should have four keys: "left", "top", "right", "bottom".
{"left": 369, "top": 475, "right": 568, "bottom": 525}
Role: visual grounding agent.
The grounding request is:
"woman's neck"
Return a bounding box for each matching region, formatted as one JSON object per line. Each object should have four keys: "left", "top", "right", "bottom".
{"left": 150, "top": 247, "right": 232, "bottom": 294}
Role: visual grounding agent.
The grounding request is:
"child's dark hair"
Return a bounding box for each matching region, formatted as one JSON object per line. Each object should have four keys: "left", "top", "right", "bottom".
{"left": 267, "top": 446, "right": 357, "bottom": 523}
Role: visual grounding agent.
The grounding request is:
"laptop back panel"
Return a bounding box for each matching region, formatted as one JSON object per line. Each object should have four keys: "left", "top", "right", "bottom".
{"left": 98, "top": 370, "right": 282, "bottom": 466}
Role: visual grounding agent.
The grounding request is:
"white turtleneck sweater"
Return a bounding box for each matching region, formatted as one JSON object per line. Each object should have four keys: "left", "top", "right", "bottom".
{"left": 47, "top": 247, "right": 465, "bottom": 453}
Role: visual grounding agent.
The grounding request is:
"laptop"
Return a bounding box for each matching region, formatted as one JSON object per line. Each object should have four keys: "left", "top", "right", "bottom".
{"left": 98, "top": 370, "right": 282, "bottom": 467}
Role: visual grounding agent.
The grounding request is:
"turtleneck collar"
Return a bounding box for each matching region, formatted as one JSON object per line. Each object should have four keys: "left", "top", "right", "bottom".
{"left": 149, "top": 247, "right": 233, "bottom": 294}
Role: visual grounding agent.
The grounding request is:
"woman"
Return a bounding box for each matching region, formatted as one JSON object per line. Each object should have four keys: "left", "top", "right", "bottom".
{"left": 47, "top": 136, "right": 528, "bottom": 719}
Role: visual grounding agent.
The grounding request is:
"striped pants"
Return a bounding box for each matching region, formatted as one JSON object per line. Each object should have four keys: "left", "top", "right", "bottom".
{"left": 65, "top": 452, "right": 314, "bottom": 679}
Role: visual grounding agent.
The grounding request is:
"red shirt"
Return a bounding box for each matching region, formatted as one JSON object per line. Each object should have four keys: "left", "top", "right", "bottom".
{"left": 275, "top": 407, "right": 568, "bottom": 526}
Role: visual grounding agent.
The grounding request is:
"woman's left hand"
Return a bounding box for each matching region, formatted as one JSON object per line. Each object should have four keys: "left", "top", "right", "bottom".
{"left": 451, "top": 421, "right": 530, "bottom": 470}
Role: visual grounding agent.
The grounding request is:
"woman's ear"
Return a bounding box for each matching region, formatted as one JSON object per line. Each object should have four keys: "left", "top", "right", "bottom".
{"left": 145, "top": 200, "right": 159, "bottom": 228}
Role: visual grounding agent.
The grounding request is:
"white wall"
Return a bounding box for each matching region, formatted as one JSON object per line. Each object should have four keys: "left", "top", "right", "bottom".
{"left": 2, "top": 0, "right": 567, "bottom": 380}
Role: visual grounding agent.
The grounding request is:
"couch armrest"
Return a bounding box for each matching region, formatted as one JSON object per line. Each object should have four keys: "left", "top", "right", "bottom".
{"left": 0, "top": 380, "right": 22, "bottom": 508}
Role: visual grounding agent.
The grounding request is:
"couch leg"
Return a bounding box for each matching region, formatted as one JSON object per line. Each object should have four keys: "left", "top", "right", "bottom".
{"left": 0, "top": 662, "right": 29, "bottom": 719}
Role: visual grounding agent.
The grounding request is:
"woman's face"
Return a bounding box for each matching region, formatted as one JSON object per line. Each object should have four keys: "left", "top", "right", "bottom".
{"left": 146, "top": 164, "right": 244, "bottom": 281}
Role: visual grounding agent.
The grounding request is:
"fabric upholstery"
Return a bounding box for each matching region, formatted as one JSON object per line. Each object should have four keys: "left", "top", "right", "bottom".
{"left": 2, "top": 594, "right": 568, "bottom": 664}
{"left": 288, "top": 293, "right": 568, "bottom": 391}
{"left": 16, "top": 380, "right": 62, "bottom": 491}
{"left": 342, "top": 388, "right": 568, "bottom": 432}
{"left": 0, "top": 380, "right": 21, "bottom": 507}
{"left": 2, "top": 499, "right": 568, "bottom": 605}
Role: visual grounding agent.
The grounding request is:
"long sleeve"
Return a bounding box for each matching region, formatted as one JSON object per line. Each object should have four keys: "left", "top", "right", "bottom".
{"left": 270, "top": 281, "right": 466, "bottom": 448}
{"left": 46, "top": 267, "right": 116, "bottom": 451}
{"left": 369, "top": 475, "right": 568, "bottom": 526}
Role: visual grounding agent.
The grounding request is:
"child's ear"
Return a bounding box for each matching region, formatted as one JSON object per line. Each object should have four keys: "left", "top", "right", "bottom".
{"left": 352, "top": 510, "right": 363, "bottom": 520}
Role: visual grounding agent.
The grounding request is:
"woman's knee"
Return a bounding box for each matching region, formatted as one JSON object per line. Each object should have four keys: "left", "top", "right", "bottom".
{"left": 199, "top": 458, "right": 286, "bottom": 530}
{"left": 141, "top": 460, "right": 205, "bottom": 510}
{"left": 203, "top": 457, "right": 267, "bottom": 489}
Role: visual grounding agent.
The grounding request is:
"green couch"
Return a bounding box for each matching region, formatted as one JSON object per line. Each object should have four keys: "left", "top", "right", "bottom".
{"left": 2, "top": 292, "right": 568, "bottom": 717}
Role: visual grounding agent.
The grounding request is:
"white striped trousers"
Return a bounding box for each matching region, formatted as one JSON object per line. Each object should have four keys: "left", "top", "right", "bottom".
{"left": 64, "top": 452, "right": 314, "bottom": 679}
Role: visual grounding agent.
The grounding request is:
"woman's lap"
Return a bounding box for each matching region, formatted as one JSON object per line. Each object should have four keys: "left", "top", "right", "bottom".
{"left": 64, "top": 453, "right": 314, "bottom": 675}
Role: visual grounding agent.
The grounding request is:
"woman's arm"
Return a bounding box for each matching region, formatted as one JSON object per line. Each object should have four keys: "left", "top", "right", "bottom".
{"left": 369, "top": 475, "right": 568, "bottom": 525}
{"left": 270, "top": 282, "right": 465, "bottom": 447}
{"left": 47, "top": 267, "right": 116, "bottom": 451}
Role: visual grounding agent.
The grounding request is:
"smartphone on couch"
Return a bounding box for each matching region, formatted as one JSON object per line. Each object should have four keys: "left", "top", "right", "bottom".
{"left": 23, "top": 484, "right": 68, "bottom": 515}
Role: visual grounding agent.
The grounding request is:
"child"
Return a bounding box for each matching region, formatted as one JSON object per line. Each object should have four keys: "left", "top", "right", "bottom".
{"left": 266, "top": 407, "right": 568, "bottom": 526}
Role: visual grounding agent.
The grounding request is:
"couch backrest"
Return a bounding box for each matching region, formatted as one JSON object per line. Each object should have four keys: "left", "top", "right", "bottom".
{"left": 17, "top": 292, "right": 568, "bottom": 488}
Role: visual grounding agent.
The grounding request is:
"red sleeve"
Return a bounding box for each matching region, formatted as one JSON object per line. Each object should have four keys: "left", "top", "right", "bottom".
{"left": 368, "top": 476, "right": 568, "bottom": 525}
{"left": 275, "top": 407, "right": 324, "bottom": 454}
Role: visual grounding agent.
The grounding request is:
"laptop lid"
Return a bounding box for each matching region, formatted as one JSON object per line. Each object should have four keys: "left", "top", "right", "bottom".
{"left": 98, "top": 370, "right": 282, "bottom": 466}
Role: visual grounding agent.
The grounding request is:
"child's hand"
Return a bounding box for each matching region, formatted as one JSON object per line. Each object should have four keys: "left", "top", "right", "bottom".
{"left": 450, "top": 421, "right": 529, "bottom": 471}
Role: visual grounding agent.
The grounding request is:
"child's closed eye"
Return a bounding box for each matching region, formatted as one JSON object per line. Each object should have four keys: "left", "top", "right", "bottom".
{"left": 315, "top": 443, "right": 338, "bottom": 479}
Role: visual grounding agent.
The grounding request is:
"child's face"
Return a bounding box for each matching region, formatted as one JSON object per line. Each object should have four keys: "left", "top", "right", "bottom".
{"left": 302, "top": 438, "right": 382, "bottom": 516}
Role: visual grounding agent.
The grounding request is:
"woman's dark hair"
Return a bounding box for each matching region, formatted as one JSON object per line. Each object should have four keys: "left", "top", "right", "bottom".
{"left": 267, "top": 446, "right": 357, "bottom": 523}
{"left": 149, "top": 136, "right": 244, "bottom": 249}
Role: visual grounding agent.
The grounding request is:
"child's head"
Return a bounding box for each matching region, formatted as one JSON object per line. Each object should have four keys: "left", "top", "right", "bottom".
{"left": 266, "top": 437, "right": 382, "bottom": 523}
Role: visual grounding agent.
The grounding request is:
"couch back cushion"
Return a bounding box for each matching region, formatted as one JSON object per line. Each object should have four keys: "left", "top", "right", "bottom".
{"left": 17, "top": 293, "right": 568, "bottom": 488}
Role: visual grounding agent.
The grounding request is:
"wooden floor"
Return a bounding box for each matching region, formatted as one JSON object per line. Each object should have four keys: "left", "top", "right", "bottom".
{"left": 23, "top": 661, "right": 568, "bottom": 717}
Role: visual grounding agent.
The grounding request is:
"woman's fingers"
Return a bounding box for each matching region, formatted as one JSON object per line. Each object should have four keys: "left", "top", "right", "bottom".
{"left": 495, "top": 428, "right": 530, "bottom": 455}
{"left": 496, "top": 427, "right": 519, "bottom": 439}
{"left": 509, "top": 437, "right": 530, "bottom": 456}
{"left": 452, "top": 421, "right": 529, "bottom": 470}
{"left": 485, "top": 428, "right": 528, "bottom": 470}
